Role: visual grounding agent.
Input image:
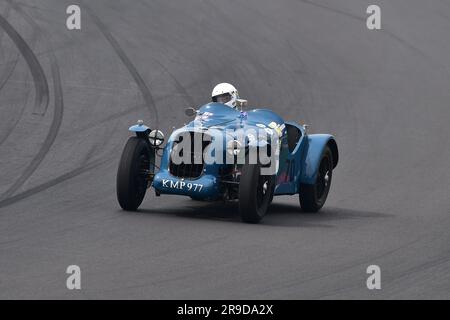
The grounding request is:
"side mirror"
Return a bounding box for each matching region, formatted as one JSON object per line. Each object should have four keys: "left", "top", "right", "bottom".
{"left": 236, "top": 99, "right": 248, "bottom": 109}
{"left": 185, "top": 107, "right": 197, "bottom": 117}
{"left": 149, "top": 129, "right": 165, "bottom": 146}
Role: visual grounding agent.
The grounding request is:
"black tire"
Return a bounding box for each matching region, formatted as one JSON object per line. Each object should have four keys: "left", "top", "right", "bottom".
{"left": 299, "top": 146, "right": 333, "bottom": 212}
{"left": 116, "top": 137, "right": 152, "bottom": 211}
{"left": 239, "top": 164, "right": 275, "bottom": 223}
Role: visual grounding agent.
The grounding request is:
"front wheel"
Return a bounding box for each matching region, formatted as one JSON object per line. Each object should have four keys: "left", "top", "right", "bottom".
{"left": 299, "top": 146, "right": 333, "bottom": 212}
{"left": 239, "top": 164, "right": 275, "bottom": 223}
{"left": 116, "top": 137, "right": 153, "bottom": 211}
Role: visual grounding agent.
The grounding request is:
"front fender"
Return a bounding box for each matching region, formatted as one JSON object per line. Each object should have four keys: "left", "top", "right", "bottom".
{"left": 129, "top": 122, "right": 150, "bottom": 137}
{"left": 299, "top": 134, "right": 338, "bottom": 185}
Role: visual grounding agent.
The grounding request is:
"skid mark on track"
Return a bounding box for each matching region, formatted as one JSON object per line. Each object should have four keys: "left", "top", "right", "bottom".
{"left": 0, "top": 55, "right": 19, "bottom": 93}
{"left": 297, "top": 0, "right": 435, "bottom": 63}
{"left": 0, "top": 78, "right": 32, "bottom": 147}
{"left": 264, "top": 235, "right": 424, "bottom": 297}
{"left": 0, "top": 13, "right": 49, "bottom": 115}
{"left": 0, "top": 2, "right": 12, "bottom": 46}
{"left": 85, "top": 5, "right": 159, "bottom": 130}
{"left": 298, "top": 0, "right": 362, "bottom": 21}
{"left": 0, "top": 2, "right": 19, "bottom": 93}
{"left": 154, "top": 60, "right": 195, "bottom": 107}
{"left": 0, "top": 159, "right": 105, "bottom": 209}
{"left": 0, "top": 2, "right": 64, "bottom": 202}
{"left": 0, "top": 2, "right": 15, "bottom": 65}
{"left": 0, "top": 2, "right": 42, "bottom": 146}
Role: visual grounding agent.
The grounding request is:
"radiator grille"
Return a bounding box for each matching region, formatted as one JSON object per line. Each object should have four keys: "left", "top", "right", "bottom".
{"left": 169, "top": 131, "right": 211, "bottom": 179}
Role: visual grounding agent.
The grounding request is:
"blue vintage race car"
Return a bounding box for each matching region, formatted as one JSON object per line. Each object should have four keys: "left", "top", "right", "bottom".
{"left": 116, "top": 100, "right": 338, "bottom": 223}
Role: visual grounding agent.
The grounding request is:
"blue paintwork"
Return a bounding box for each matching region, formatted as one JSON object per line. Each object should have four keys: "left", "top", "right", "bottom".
{"left": 299, "top": 134, "right": 336, "bottom": 185}
{"left": 183, "top": 102, "right": 285, "bottom": 130}
{"left": 148, "top": 102, "right": 338, "bottom": 199}
{"left": 273, "top": 121, "right": 304, "bottom": 195}
{"left": 152, "top": 172, "right": 222, "bottom": 199}
{"left": 129, "top": 123, "right": 150, "bottom": 132}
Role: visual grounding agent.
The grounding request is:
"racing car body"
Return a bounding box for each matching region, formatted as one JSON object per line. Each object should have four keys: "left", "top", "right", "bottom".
{"left": 116, "top": 101, "right": 338, "bottom": 223}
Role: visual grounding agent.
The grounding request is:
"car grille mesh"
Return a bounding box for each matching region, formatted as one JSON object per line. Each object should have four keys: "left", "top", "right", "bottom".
{"left": 169, "top": 131, "right": 211, "bottom": 179}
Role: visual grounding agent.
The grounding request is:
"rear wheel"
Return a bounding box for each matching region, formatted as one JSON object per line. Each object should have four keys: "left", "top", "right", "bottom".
{"left": 116, "top": 137, "right": 153, "bottom": 211}
{"left": 299, "top": 146, "right": 333, "bottom": 212}
{"left": 239, "top": 164, "right": 275, "bottom": 223}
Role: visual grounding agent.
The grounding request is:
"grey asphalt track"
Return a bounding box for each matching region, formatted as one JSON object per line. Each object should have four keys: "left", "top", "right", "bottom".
{"left": 0, "top": 0, "right": 449, "bottom": 299}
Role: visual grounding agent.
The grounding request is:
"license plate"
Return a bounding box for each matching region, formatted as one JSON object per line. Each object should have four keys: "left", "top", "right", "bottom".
{"left": 162, "top": 179, "right": 203, "bottom": 192}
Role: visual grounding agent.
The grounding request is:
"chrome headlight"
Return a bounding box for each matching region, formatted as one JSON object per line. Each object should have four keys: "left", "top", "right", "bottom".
{"left": 149, "top": 129, "right": 164, "bottom": 146}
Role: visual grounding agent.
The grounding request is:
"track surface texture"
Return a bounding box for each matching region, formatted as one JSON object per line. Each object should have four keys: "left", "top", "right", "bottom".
{"left": 0, "top": 0, "right": 449, "bottom": 299}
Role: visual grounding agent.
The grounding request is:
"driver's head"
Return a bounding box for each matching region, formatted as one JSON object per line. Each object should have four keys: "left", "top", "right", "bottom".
{"left": 211, "top": 83, "right": 238, "bottom": 108}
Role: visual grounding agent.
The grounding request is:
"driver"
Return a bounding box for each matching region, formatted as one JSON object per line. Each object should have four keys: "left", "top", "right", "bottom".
{"left": 211, "top": 83, "right": 239, "bottom": 109}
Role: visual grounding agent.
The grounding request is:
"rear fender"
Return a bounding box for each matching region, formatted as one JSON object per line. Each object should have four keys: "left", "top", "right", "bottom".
{"left": 299, "top": 134, "right": 338, "bottom": 185}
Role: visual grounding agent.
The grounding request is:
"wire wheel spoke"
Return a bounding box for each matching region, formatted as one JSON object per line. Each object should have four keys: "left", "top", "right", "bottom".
{"left": 256, "top": 175, "right": 270, "bottom": 208}
{"left": 316, "top": 157, "right": 330, "bottom": 199}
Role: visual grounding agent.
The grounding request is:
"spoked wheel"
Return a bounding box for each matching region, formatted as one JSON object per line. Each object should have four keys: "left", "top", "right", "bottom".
{"left": 239, "top": 164, "right": 275, "bottom": 223}
{"left": 116, "top": 137, "right": 154, "bottom": 211}
{"left": 299, "top": 146, "right": 333, "bottom": 212}
{"left": 257, "top": 175, "right": 272, "bottom": 207}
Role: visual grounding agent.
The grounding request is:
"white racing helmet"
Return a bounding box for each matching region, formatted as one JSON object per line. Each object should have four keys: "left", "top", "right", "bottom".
{"left": 211, "top": 83, "right": 239, "bottom": 108}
